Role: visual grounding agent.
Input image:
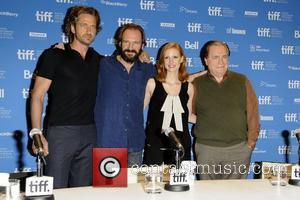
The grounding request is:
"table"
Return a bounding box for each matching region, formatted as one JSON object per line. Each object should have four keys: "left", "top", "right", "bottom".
{"left": 53, "top": 179, "right": 300, "bottom": 200}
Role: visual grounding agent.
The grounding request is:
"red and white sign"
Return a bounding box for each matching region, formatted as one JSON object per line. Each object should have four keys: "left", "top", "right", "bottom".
{"left": 93, "top": 148, "right": 128, "bottom": 187}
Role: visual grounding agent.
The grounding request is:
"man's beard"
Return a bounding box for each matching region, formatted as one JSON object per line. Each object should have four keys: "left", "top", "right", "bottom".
{"left": 120, "top": 49, "right": 142, "bottom": 63}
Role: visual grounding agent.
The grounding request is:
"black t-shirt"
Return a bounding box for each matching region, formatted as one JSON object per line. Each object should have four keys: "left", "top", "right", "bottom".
{"left": 35, "top": 43, "right": 103, "bottom": 126}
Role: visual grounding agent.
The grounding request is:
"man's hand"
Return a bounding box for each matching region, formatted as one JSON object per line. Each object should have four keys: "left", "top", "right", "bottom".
{"left": 31, "top": 133, "right": 49, "bottom": 156}
{"left": 139, "top": 51, "right": 151, "bottom": 63}
{"left": 247, "top": 140, "right": 256, "bottom": 150}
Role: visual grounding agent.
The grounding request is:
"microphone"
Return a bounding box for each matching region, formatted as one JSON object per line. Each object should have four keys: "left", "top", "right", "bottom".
{"left": 29, "top": 128, "right": 44, "bottom": 157}
{"left": 163, "top": 127, "right": 184, "bottom": 151}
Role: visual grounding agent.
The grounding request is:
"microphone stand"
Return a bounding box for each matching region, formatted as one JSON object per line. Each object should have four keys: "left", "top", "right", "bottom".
{"left": 288, "top": 132, "right": 300, "bottom": 186}
{"left": 164, "top": 148, "right": 190, "bottom": 192}
{"left": 25, "top": 154, "right": 54, "bottom": 200}
{"left": 37, "top": 154, "right": 46, "bottom": 177}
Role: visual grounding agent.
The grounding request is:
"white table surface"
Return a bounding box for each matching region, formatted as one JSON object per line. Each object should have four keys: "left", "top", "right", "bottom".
{"left": 53, "top": 179, "right": 300, "bottom": 200}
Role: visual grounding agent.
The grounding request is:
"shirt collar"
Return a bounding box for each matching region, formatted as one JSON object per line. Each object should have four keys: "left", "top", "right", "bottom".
{"left": 207, "top": 70, "right": 230, "bottom": 82}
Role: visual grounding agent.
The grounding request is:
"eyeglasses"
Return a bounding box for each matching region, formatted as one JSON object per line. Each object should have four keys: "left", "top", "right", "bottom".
{"left": 76, "top": 22, "right": 97, "bottom": 31}
{"left": 122, "top": 40, "right": 142, "bottom": 47}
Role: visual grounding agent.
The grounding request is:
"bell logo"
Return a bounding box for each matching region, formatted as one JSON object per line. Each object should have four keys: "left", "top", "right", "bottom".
{"left": 185, "top": 41, "right": 199, "bottom": 50}
{"left": 295, "top": 30, "right": 300, "bottom": 39}
{"left": 24, "top": 70, "right": 33, "bottom": 79}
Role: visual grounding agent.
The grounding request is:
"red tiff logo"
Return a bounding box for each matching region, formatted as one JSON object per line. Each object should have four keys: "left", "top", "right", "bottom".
{"left": 93, "top": 148, "right": 128, "bottom": 187}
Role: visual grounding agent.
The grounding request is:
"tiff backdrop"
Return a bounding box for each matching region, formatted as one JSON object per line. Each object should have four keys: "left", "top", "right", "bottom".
{"left": 0, "top": 0, "right": 300, "bottom": 175}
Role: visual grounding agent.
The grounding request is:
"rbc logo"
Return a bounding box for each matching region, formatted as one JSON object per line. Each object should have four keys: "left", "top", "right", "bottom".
{"left": 140, "top": 0, "right": 155, "bottom": 11}
{"left": 288, "top": 80, "right": 300, "bottom": 89}
{"left": 146, "top": 38, "right": 158, "bottom": 48}
{"left": 257, "top": 28, "right": 271, "bottom": 37}
{"left": 17, "top": 49, "right": 35, "bottom": 60}
{"left": 35, "top": 11, "right": 53, "bottom": 22}
{"left": 185, "top": 41, "right": 199, "bottom": 50}
{"left": 267, "top": 11, "right": 281, "bottom": 21}
{"left": 251, "top": 60, "right": 265, "bottom": 70}
{"left": 281, "top": 45, "right": 294, "bottom": 55}
{"left": 208, "top": 6, "right": 222, "bottom": 16}
{"left": 295, "top": 30, "right": 300, "bottom": 39}
{"left": 187, "top": 23, "right": 201, "bottom": 32}
{"left": 258, "top": 96, "right": 272, "bottom": 105}
{"left": 117, "top": 18, "right": 133, "bottom": 26}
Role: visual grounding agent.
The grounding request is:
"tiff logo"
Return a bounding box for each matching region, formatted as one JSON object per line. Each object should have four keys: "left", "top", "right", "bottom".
{"left": 186, "top": 57, "right": 193, "bottom": 67}
{"left": 278, "top": 145, "right": 291, "bottom": 155}
{"left": 295, "top": 30, "right": 300, "bottom": 39}
{"left": 259, "top": 129, "right": 268, "bottom": 139}
{"left": 36, "top": 11, "right": 53, "bottom": 22}
{"left": 24, "top": 70, "right": 33, "bottom": 79}
{"left": 61, "top": 33, "right": 68, "bottom": 43}
{"left": 17, "top": 49, "right": 35, "bottom": 60}
{"left": 288, "top": 80, "right": 300, "bottom": 89}
{"left": 208, "top": 6, "right": 222, "bottom": 16}
{"left": 281, "top": 45, "right": 294, "bottom": 55}
{"left": 258, "top": 96, "right": 271, "bottom": 105}
{"left": 117, "top": 18, "right": 133, "bottom": 26}
{"left": 0, "top": 88, "right": 4, "bottom": 98}
{"left": 28, "top": 180, "right": 49, "bottom": 193}
{"left": 23, "top": 88, "right": 29, "bottom": 99}
{"left": 267, "top": 11, "right": 281, "bottom": 21}
{"left": 257, "top": 28, "right": 270, "bottom": 37}
{"left": 284, "top": 113, "right": 298, "bottom": 122}
{"left": 146, "top": 38, "right": 158, "bottom": 48}
{"left": 140, "top": 0, "right": 155, "bottom": 10}
{"left": 187, "top": 23, "right": 202, "bottom": 32}
{"left": 251, "top": 60, "right": 265, "bottom": 70}
{"left": 185, "top": 41, "right": 199, "bottom": 50}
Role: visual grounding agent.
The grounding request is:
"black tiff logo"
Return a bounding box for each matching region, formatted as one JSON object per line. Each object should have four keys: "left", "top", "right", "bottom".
{"left": 28, "top": 180, "right": 50, "bottom": 193}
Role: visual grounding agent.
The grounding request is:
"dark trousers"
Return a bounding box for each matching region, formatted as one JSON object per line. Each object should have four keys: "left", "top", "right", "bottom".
{"left": 45, "top": 125, "right": 96, "bottom": 188}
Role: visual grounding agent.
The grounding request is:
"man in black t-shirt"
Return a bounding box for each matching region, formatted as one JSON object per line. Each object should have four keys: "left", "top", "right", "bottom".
{"left": 30, "top": 6, "right": 102, "bottom": 188}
